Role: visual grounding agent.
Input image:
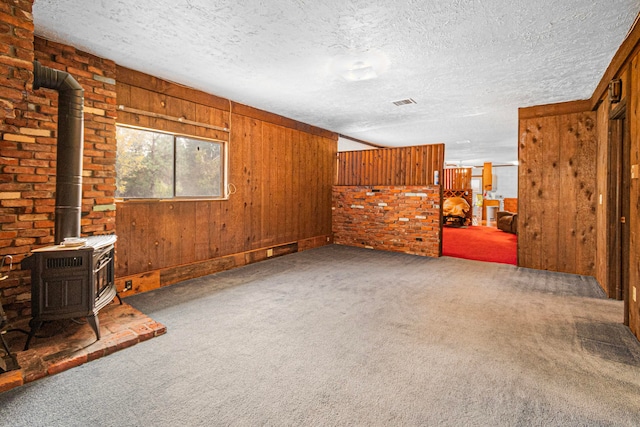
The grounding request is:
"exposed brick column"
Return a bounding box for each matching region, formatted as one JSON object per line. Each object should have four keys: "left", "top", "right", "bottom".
{"left": 0, "top": 3, "right": 118, "bottom": 318}
{"left": 0, "top": 0, "right": 35, "bottom": 318}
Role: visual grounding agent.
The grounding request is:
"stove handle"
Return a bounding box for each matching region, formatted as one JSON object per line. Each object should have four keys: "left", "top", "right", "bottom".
{"left": 94, "top": 255, "right": 112, "bottom": 274}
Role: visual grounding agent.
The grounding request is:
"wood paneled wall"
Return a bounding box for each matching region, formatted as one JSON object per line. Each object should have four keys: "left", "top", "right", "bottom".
{"left": 115, "top": 68, "right": 337, "bottom": 283}
{"left": 443, "top": 168, "right": 472, "bottom": 190}
{"left": 628, "top": 52, "right": 640, "bottom": 338}
{"left": 518, "top": 15, "right": 640, "bottom": 340}
{"left": 588, "top": 18, "right": 640, "bottom": 339}
{"left": 595, "top": 92, "right": 613, "bottom": 297}
{"left": 336, "top": 144, "right": 444, "bottom": 186}
{"left": 590, "top": 57, "right": 640, "bottom": 338}
{"left": 518, "top": 107, "right": 597, "bottom": 276}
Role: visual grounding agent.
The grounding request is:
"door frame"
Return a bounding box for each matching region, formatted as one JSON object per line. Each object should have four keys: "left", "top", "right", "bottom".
{"left": 609, "top": 100, "right": 631, "bottom": 325}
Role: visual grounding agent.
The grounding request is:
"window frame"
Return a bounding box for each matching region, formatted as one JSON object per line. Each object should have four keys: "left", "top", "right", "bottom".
{"left": 114, "top": 124, "right": 229, "bottom": 202}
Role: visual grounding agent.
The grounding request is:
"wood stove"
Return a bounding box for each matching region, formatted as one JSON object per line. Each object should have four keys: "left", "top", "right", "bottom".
{"left": 22, "top": 235, "right": 119, "bottom": 350}
{"left": 19, "top": 61, "right": 120, "bottom": 350}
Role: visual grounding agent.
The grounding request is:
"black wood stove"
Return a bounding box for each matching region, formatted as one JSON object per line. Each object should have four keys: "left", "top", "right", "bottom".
{"left": 22, "top": 235, "right": 119, "bottom": 350}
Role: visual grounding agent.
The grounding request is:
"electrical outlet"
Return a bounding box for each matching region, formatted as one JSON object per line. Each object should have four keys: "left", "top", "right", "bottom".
{"left": 125, "top": 280, "right": 133, "bottom": 291}
{"left": 267, "top": 249, "right": 273, "bottom": 257}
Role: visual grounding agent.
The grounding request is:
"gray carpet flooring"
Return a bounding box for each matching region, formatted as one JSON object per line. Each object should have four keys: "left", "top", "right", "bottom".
{"left": 1, "top": 245, "right": 639, "bottom": 426}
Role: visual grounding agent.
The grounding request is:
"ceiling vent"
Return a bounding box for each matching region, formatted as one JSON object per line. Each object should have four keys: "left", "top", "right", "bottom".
{"left": 392, "top": 98, "right": 416, "bottom": 106}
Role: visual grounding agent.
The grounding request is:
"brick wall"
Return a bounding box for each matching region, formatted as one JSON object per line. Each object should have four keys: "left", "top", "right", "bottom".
{"left": 0, "top": 0, "right": 33, "bottom": 119}
{"left": 0, "top": 16, "right": 117, "bottom": 319}
{"left": 0, "top": 0, "right": 35, "bottom": 318}
{"left": 332, "top": 186, "right": 442, "bottom": 257}
{"left": 33, "top": 37, "right": 117, "bottom": 234}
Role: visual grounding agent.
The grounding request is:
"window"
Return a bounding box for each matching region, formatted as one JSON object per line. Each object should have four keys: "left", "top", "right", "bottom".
{"left": 115, "top": 126, "right": 226, "bottom": 199}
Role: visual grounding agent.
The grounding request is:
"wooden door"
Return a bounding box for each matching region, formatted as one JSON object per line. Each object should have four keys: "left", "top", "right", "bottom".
{"left": 610, "top": 105, "right": 631, "bottom": 325}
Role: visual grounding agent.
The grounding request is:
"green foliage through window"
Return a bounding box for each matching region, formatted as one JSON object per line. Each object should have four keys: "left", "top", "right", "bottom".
{"left": 116, "top": 126, "right": 225, "bottom": 199}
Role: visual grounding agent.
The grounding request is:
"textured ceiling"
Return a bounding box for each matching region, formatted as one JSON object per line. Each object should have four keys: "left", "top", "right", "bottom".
{"left": 32, "top": 0, "right": 639, "bottom": 165}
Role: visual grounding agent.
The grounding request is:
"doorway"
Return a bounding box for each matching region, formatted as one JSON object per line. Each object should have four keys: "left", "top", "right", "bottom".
{"left": 442, "top": 166, "right": 518, "bottom": 265}
{"left": 609, "top": 103, "right": 630, "bottom": 326}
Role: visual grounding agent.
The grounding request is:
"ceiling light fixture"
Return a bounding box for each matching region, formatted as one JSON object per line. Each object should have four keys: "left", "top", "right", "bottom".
{"left": 342, "top": 61, "right": 378, "bottom": 82}
{"left": 330, "top": 50, "right": 389, "bottom": 83}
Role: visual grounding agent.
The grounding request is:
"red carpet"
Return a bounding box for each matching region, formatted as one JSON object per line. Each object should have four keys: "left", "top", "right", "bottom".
{"left": 442, "top": 225, "right": 517, "bottom": 265}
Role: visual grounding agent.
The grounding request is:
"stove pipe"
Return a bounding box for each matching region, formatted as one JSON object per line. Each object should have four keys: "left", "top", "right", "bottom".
{"left": 33, "top": 60, "right": 84, "bottom": 244}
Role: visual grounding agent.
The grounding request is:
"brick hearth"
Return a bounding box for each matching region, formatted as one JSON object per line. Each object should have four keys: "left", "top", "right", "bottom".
{"left": 0, "top": 301, "right": 165, "bottom": 393}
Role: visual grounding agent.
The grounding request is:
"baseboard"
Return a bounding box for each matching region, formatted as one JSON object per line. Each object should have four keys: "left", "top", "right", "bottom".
{"left": 115, "top": 235, "right": 332, "bottom": 297}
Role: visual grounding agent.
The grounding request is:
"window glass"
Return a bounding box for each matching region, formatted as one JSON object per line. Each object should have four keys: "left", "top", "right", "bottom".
{"left": 115, "top": 126, "right": 225, "bottom": 199}
{"left": 176, "top": 136, "right": 222, "bottom": 197}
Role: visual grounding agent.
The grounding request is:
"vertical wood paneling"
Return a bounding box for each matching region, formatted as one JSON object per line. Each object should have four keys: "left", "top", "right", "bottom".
{"left": 251, "top": 119, "right": 264, "bottom": 249}
{"left": 266, "top": 123, "right": 278, "bottom": 244}
{"left": 323, "top": 136, "right": 334, "bottom": 235}
{"left": 179, "top": 202, "right": 196, "bottom": 263}
{"left": 278, "top": 125, "right": 286, "bottom": 240}
{"left": 558, "top": 117, "right": 578, "bottom": 273}
{"left": 595, "top": 99, "right": 612, "bottom": 296}
{"left": 146, "top": 203, "right": 164, "bottom": 269}
{"left": 284, "top": 128, "right": 293, "bottom": 242}
{"left": 361, "top": 150, "right": 368, "bottom": 185}
{"left": 336, "top": 144, "right": 444, "bottom": 186}
{"left": 129, "top": 86, "right": 152, "bottom": 129}
{"left": 209, "top": 201, "right": 221, "bottom": 258}
{"left": 115, "top": 204, "right": 131, "bottom": 273}
{"left": 318, "top": 135, "right": 327, "bottom": 236}
{"left": 297, "top": 132, "right": 307, "bottom": 239}
{"left": 540, "top": 116, "right": 560, "bottom": 272}
{"left": 443, "top": 168, "right": 472, "bottom": 190}
{"left": 518, "top": 119, "right": 544, "bottom": 270}
{"left": 240, "top": 115, "right": 255, "bottom": 251}
{"left": 628, "top": 53, "right": 640, "bottom": 337}
{"left": 115, "top": 69, "right": 337, "bottom": 278}
{"left": 575, "top": 113, "right": 597, "bottom": 275}
{"left": 518, "top": 111, "right": 597, "bottom": 276}
{"left": 291, "top": 130, "right": 301, "bottom": 239}
{"left": 162, "top": 203, "right": 181, "bottom": 268}
{"left": 218, "top": 197, "right": 233, "bottom": 260}
{"left": 128, "top": 203, "right": 151, "bottom": 271}
{"left": 305, "top": 133, "right": 314, "bottom": 237}
{"left": 227, "top": 118, "right": 245, "bottom": 256}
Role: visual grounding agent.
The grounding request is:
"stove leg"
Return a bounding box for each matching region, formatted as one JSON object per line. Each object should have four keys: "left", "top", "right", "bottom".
{"left": 87, "top": 314, "right": 100, "bottom": 340}
{"left": 23, "top": 319, "right": 42, "bottom": 351}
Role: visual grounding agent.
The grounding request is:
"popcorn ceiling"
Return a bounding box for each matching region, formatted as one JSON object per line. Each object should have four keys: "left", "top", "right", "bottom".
{"left": 33, "top": 0, "right": 639, "bottom": 164}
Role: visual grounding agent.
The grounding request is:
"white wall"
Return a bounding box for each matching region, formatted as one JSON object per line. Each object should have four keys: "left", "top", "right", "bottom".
{"left": 338, "top": 136, "right": 376, "bottom": 152}
{"left": 472, "top": 165, "right": 518, "bottom": 199}
{"left": 492, "top": 166, "right": 518, "bottom": 199}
